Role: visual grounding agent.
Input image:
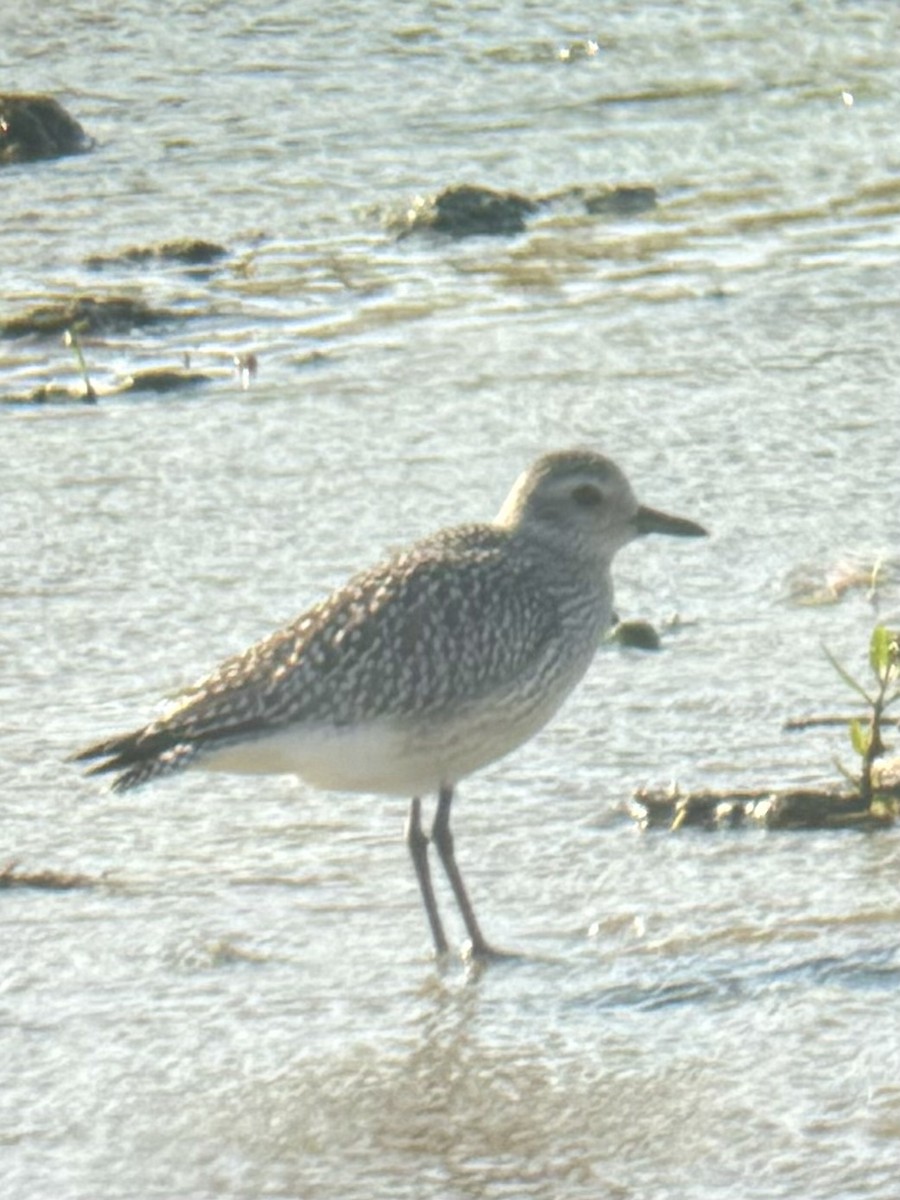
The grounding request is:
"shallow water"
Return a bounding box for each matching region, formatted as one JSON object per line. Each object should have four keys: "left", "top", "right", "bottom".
{"left": 3, "top": 2, "right": 900, "bottom": 1198}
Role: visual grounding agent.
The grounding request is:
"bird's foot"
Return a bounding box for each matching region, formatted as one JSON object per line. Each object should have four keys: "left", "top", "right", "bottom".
{"left": 460, "top": 937, "right": 519, "bottom": 966}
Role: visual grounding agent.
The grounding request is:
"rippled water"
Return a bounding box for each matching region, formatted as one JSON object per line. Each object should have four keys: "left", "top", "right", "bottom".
{"left": 3, "top": 2, "right": 900, "bottom": 1198}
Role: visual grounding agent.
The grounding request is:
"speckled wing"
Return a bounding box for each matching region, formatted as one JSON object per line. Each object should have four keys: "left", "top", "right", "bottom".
{"left": 74, "top": 524, "right": 563, "bottom": 790}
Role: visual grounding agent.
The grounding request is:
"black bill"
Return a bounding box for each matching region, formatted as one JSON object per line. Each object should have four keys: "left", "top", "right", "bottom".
{"left": 634, "top": 504, "right": 708, "bottom": 539}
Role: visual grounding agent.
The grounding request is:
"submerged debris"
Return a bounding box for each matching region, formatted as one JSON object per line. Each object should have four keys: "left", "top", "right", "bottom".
{"left": 117, "top": 367, "right": 214, "bottom": 394}
{"left": 784, "top": 555, "right": 894, "bottom": 606}
{"left": 1, "top": 383, "right": 96, "bottom": 406}
{"left": 558, "top": 39, "right": 601, "bottom": 63}
{"left": 86, "top": 238, "right": 229, "bottom": 270}
{"left": 1, "top": 366, "right": 216, "bottom": 406}
{"left": 0, "top": 295, "right": 178, "bottom": 338}
{"left": 572, "top": 184, "right": 658, "bottom": 216}
{"left": 0, "top": 860, "right": 99, "bottom": 890}
{"left": 629, "top": 785, "right": 899, "bottom": 832}
{"left": 631, "top": 627, "right": 900, "bottom": 834}
{"left": 232, "top": 351, "right": 258, "bottom": 390}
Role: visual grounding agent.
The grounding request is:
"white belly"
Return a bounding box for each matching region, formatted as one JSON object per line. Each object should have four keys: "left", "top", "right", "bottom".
{"left": 198, "top": 679, "right": 579, "bottom": 797}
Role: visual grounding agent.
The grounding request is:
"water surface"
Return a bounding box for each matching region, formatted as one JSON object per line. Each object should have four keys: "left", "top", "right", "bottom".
{"left": 2, "top": 3, "right": 900, "bottom": 1197}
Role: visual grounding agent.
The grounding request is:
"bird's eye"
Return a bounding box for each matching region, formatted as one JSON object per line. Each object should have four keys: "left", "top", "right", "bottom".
{"left": 572, "top": 483, "right": 604, "bottom": 508}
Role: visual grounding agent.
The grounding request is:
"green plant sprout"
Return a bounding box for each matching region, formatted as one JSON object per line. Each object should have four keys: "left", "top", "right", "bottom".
{"left": 63, "top": 321, "right": 97, "bottom": 402}
{"left": 825, "top": 625, "right": 900, "bottom": 806}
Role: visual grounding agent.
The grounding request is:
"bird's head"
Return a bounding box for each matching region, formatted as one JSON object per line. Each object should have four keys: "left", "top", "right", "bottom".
{"left": 495, "top": 449, "right": 707, "bottom": 562}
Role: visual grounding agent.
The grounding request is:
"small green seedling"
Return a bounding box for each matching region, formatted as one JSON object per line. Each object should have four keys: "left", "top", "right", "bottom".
{"left": 825, "top": 625, "right": 900, "bottom": 805}
{"left": 63, "top": 321, "right": 97, "bottom": 402}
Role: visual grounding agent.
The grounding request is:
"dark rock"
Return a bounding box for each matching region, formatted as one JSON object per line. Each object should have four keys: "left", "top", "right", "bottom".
{"left": 0, "top": 93, "right": 93, "bottom": 165}
{"left": 400, "top": 185, "right": 539, "bottom": 238}
{"left": 612, "top": 619, "right": 661, "bottom": 651}
{"left": 1, "top": 296, "right": 176, "bottom": 338}
{"left": 394, "top": 182, "right": 658, "bottom": 240}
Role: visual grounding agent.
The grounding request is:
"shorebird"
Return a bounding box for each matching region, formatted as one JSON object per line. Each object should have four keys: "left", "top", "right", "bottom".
{"left": 74, "top": 449, "right": 707, "bottom": 958}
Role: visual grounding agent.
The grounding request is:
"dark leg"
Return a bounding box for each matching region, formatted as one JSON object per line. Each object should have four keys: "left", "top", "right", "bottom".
{"left": 405, "top": 796, "right": 448, "bottom": 956}
{"left": 431, "top": 784, "right": 496, "bottom": 959}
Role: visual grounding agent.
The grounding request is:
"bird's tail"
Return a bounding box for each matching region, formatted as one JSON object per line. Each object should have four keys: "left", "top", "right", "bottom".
{"left": 71, "top": 729, "right": 199, "bottom": 792}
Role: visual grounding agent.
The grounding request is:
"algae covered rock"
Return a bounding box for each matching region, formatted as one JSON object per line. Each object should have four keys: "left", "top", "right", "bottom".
{"left": 0, "top": 93, "right": 94, "bottom": 165}
{"left": 399, "top": 185, "right": 539, "bottom": 238}
{"left": 392, "top": 182, "right": 658, "bottom": 240}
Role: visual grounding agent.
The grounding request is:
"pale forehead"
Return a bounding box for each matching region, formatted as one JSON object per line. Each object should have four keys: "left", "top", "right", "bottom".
{"left": 526, "top": 450, "right": 626, "bottom": 489}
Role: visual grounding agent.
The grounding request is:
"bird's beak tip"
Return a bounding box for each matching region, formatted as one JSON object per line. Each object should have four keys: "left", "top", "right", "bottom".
{"left": 634, "top": 505, "right": 709, "bottom": 539}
